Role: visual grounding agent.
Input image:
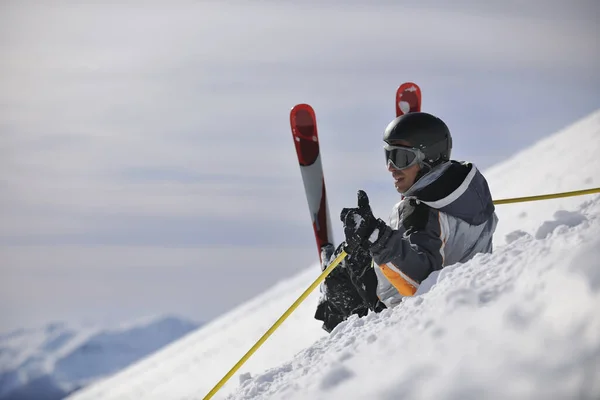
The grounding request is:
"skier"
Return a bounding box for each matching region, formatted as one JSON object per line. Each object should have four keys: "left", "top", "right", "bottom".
{"left": 315, "top": 112, "right": 498, "bottom": 332}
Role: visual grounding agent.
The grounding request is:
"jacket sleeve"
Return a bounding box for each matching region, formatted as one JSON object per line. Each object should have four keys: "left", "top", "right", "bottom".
{"left": 368, "top": 201, "right": 445, "bottom": 296}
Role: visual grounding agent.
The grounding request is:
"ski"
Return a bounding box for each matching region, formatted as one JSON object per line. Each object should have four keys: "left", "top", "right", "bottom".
{"left": 289, "top": 83, "right": 421, "bottom": 262}
{"left": 290, "top": 104, "right": 333, "bottom": 263}
{"left": 396, "top": 82, "right": 422, "bottom": 116}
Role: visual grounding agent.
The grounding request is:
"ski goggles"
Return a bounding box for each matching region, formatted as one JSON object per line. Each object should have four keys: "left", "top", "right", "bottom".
{"left": 384, "top": 144, "right": 425, "bottom": 170}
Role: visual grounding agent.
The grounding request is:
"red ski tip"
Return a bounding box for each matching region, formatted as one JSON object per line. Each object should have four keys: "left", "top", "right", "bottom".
{"left": 290, "top": 104, "right": 320, "bottom": 166}
{"left": 396, "top": 82, "right": 422, "bottom": 117}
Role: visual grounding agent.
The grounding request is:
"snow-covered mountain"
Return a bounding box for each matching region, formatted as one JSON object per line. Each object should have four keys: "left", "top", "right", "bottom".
{"left": 67, "top": 109, "right": 600, "bottom": 400}
{"left": 0, "top": 315, "right": 198, "bottom": 400}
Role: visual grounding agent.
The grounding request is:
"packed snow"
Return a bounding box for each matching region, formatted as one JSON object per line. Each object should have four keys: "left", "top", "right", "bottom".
{"left": 0, "top": 315, "right": 198, "bottom": 400}
{"left": 232, "top": 197, "right": 600, "bottom": 399}
{"left": 66, "top": 109, "right": 600, "bottom": 400}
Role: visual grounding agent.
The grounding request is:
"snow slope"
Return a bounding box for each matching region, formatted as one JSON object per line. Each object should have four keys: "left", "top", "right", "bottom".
{"left": 66, "top": 268, "right": 329, "bottom": 400}
{"left": 0, "top": 315, "right": 198, "bottom": 400}
{"left": 232, "top": 197, "right": 600, "bottom": 400}
{"left": 67, "top": 109, "right": 600, "bottom": 400}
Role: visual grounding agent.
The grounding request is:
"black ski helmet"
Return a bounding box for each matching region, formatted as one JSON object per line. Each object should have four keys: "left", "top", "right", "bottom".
{"left": 383, "top": 112, "right": 452, "bottom": 168}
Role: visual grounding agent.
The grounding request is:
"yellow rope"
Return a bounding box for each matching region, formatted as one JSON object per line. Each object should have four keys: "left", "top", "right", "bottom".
{"left": 203, "top": 186, "right": 600, "bottom": 399}
{"left": 202, "top": 250, "right": 348, "bottom": 400}
{"left": 493, "top": 187, "right": 600, "bottom": 205}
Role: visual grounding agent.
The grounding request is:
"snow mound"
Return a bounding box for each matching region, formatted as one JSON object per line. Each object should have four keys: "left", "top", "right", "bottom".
{"left": 486, "top": 108, "right": 600, "bottom": 246}
{"left": 230, "top": 196, "right": 600, "bottom": 400}
{"left": 0, "top": 315, "right": 198, "bottom": 400}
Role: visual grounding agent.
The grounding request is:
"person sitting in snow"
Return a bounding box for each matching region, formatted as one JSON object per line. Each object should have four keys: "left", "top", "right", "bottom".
{"left": 315, "top": 112, "right": 499, "bottom": 332}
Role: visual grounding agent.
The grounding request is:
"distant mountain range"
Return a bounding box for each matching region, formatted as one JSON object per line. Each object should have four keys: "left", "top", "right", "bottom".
{"left": 0, "top": 315, "right": 199, "bottom": 400}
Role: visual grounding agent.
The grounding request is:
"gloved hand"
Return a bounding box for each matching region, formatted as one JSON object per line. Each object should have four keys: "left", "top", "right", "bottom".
{"left": 315, "top": 241, "right": 385, "bottom": 333}
{"left": 340, "top": 190, "right": 388, "bottom": 253}
{"left": 316, "top": 242, "right": 368, "bottom": 332}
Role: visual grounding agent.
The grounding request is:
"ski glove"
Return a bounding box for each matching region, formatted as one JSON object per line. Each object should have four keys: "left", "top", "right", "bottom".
{"left": 340, "top": 190, "right": 390, "bottom": 253}
{"left": 315, "top": 242, "right": 385, "bottom": 332}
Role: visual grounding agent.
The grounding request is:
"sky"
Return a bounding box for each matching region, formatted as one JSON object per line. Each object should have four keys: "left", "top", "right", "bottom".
{"left": 1, "top": 0, "right": 599, "bottom": 331}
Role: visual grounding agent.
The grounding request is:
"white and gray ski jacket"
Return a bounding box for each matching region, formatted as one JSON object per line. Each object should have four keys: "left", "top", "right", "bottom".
{"left": 369, "top": 161, "right": 498, "bottom": 308}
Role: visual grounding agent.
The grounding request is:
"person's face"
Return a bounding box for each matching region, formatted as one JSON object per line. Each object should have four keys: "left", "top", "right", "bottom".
{"left": 386, "top": 140, "right": 421, "bottom": 194}
{"left": 388, "top": 161, "right": 420, "bottom": 194}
